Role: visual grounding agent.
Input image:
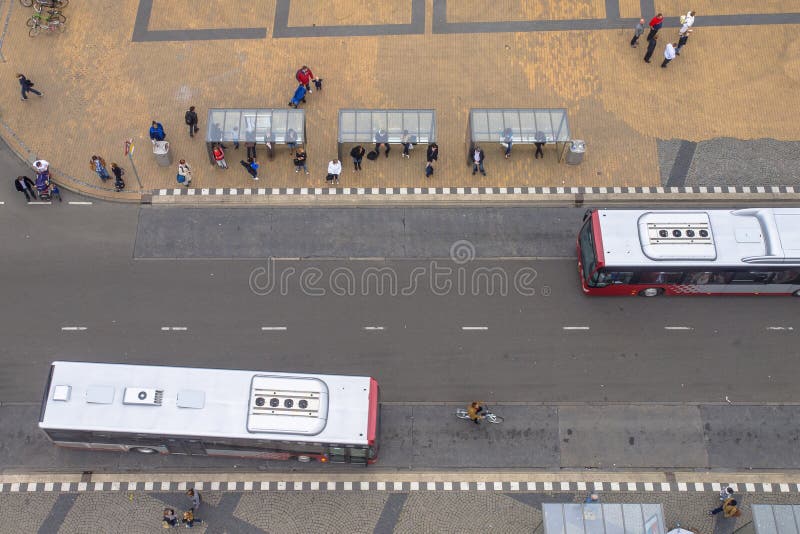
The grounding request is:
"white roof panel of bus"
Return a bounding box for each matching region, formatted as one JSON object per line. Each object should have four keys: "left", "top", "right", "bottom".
{"left": 597, "top": 208, "right": 800, "bottom": 268}
{"left": 40, "top": 362, "right": 372, "bottom": 446}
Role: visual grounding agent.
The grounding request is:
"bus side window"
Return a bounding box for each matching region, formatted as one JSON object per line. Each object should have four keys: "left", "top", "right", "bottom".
{"left": 597, "top": 271, "right": 633, "bottom": 285}
{"left": 730, "top": 271, "right": 774, "bottom": 284}
{"left": 632, "top": 272, "right": 682, "bottom": 284}
{"left": 771, "top": 270, "right": 800, "bottom": 284}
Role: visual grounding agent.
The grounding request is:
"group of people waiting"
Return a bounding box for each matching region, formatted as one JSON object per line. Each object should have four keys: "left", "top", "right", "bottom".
{"left": 161, "top": 488, "right": 202, "bottom": 528}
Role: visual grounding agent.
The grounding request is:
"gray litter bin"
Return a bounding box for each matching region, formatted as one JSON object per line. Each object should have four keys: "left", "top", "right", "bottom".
{"left": 566, "top": 140, "right": 585, "bottom": 165}
{"left": 152, "top": 140, "right": 173, "bottom": 167}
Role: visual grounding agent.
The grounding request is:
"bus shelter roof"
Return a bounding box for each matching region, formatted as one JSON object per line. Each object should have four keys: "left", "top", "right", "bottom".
{"left": 469, "top": 108, "right": 570, "bottom": 144}
{"left": 206, "top": 108, "right": 305, "bottom": 144}
{"left": 338, "top": 109, "right": 436, "bottom": 143}
{"left": 752, "top": 505, "right": 800, "bottom": 534}
{"left": 541, "top": 503, "right": 666, "bottom": 534}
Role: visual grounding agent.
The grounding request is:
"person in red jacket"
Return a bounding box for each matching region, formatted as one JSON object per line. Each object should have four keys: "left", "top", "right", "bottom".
{"left": 295, "top": 66, "right": 317, "bottom": 93}
{"left": 646, "top": 13, "right": 663, "bottom": 41}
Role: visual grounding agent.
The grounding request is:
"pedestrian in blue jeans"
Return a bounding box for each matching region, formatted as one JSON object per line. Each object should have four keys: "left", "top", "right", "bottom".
{"left": 17, "top": 74, "right": 42, "bottom": 101}
{"left": 502, "top": 128, "right": 513, "bottom": 158}
{"left": 471, "top": 146, "right": 486, "bottom": 176}
{"left": 89, "top": 155, "right": 110, "bottom": 182}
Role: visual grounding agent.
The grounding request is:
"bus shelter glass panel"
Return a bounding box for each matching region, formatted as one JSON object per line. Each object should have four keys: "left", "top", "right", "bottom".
{"left": 338, "top": 109, "right": 436, "bottom": 158}
{"left": 206, "top": 109, "right": 305, "bottom": 144}
{"left": 542, "top": 503, "right": 665, "bottom": 534}
{"left": 752, "top": 505, "right": 800, "bottom": 534}
{"left": 469, "top": 109, "right": 570, "bottom": 143}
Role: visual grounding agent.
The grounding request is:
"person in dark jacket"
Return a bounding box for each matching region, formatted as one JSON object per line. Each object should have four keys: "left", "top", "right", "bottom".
{"left": 185, "top": 106, "right": 199, "bottom": 137}
{"left": 675, "top": 29, "right": 692, "bottom": 55}
{"left": 111, "top": 163, "right": 125, "bottom": 191}
{"left": 471, "top": 146, "right": 486, "bottom": 176}
{"left": 350, "top": 145, "right": 365, "bottom": 171}
{"left": 294, "top": 148, "right": 309, "bottom": 174}
{"left": 426, "top": 143, "right": 439, "bottom": 163}
{"left": 17, "top": 74, "right": 42, "bottom": 101}
{"left": 14, "top": 175, "right": 36, "bottom": 201}
{"left": 149, "top": 121, "right": 165, "bottom": 141}
{"left": 644, "top": 33, "right": 659, "bottom": 63}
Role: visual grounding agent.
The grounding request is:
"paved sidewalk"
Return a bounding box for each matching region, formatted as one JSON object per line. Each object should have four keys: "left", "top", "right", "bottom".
{"left": 0, "top": 1, "right": 799, "bottom": 201}
{"left": 0, "top": 475, "right": 797, "bottom": 533}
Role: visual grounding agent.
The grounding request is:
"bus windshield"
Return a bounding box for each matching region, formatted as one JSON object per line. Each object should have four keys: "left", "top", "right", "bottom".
{"left": 578, "top": 218, "right": 597, "bottom": 284}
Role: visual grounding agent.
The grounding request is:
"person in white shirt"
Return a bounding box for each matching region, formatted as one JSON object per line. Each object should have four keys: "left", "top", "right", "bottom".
{"left": 33, "top": 159, "right": 50, "bottom": 175}
{"left": 327, "top": 159, "right": 342, "bottom": 184}
{"left": 661, "top": 42, "right": 676, "bottom": 68}
{"left": 684, "top": 11, "right": 695, "bottom": 28}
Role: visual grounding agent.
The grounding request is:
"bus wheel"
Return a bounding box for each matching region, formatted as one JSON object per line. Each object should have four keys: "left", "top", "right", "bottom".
{"left": 297, "top": 455, "right": 311, "bottom": 462}
{"left": 638, "top": 288, "right": 663, "bottom": 297}
{"left": 133, "top": 447, "right": 158, "bottom": 454}
{"left": 794, "top": 290, "right": 800, "bottom": 297}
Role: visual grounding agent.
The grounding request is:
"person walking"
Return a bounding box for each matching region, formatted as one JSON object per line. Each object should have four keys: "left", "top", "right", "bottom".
{"left": 213, "top": 144, "right": 228, "bottom": 169}
{"left": 350, "top": 144, "right": 366, "bottom": 171}
{"left": 327, "top": 159, "right": 342, "bottom": 184}
{"left": 709, "top": 498, "right": 740, "bottom": 518}
{"left": 240, "top": 157, "right": 259, "bottom": 180}
{"left": 289, "top": 84, "right": 307, "bottom": 108}
{"left": 400, "top": 130, "right": 413, "bottom": 159}
{"left": 661, "top": 42, "right": 677, "bottom": 68}
{"left": 683, "top": 10, "right": 696, "bottom": 28}
{"left": 187, "top": 488, "right": 201, "bottom": 512}
{"left": 110, "top": 163, "right": 125, "bottom": 191}
{"left": 14, "top": 176, "right": 37, "bottom": 201}
{"left": 295, "top": 66, "right": 317, "bottom": 92}
{"left": 177, "top": 159, "right": 192, "bottom": 187}
{"left": 630, "top": 19, "right": 645, "bottom": 47}
{"left": 374, "top": 128, "right": 390, "bottom": 158}
{"left": 149, "top": 121, "right": 166, "bottom": 141}
{"left": 185, "top": 106, "right": 199, "bottom": 138}
{"left": 426, "top": 143, "right": 439, "bottom": 165}
{"left": 17, "top": 74, "right": 43, "bottom": 101}
{"left": 502, "top": 128, "right": 513, "bottom": 159}
{"left": 719, "top": 486, "right": 735, "bottom": 501}
{"left": 646, "top": 13, "right": 663, "bottom": 41}
{"left": 644, "top": 33, "right": 659, "bottom": 63}
{"left": 675, "top": 28, "right": 692, "bottom": 55}
{"left": 90, "top": 155, "right": 110, "bottom": 182}
{"left": 425, "top": 161, "right": 434, "bottom": 178}
{"left": 294, "top": 147, "right": 309, "bottom": 174}
{"left": 471, "top": 146, "right": 486, "bottom": 176}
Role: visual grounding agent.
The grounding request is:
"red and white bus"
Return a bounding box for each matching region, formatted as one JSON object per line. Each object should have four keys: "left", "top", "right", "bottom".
{"left": 39, "top": 362, "right": 380, "bottom": 465}
{"left": 578, "top": 208, "right": 800, "bottom": 296}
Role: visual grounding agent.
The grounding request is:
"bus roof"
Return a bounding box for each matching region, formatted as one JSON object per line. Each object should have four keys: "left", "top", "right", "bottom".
{"left": 596, "top": 208, "right": 800, "bottom": 268}
{"left": 40, "top": 362, "right": 372, "bottom": 446}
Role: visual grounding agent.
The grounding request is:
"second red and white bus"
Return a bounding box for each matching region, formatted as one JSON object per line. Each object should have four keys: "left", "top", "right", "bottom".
{"left": 578, "top": 208, "right": 800, "bottom": 296}
{"left": 39, "top": 362, "right": 380, "bottom": 465}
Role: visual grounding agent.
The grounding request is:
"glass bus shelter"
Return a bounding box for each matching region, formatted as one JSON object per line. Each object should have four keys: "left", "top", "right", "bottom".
{"left": 205, "top": 108, "right": 305, "bottom": 164}
{"left": 536, "top": 502, "right": 667, "bottom": 534}
{"left": 744, "top": 504, "right": 800, "bottom": 534}
{"left": 337, "top": 109, "right": 436, "bottom": 161}
{"left": 468, "top": 108, "right": 571, "bottom": 163}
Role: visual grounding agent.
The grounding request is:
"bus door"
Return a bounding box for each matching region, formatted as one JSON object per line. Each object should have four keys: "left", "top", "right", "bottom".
{"left": 167, "top": 439, "right": 207, "bottom": 456}
{"left": 327, "top": 446, "right": 368, "bottom": 465}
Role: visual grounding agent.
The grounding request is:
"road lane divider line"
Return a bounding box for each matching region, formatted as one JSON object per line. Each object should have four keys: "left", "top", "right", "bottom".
{"left": 562, "top": 326, "right": 590, "bottom": 330}
{"left": 664, "top": 326, "right": 694, "bottom": 331}
{"left": 68, "top": 201, "right": 93, "bottom": 205}
{"left": 61, "top": 326, "right": 87, "bottom": 331}
{"left": 766, "top": 326, "right": 794, "bottom": 331}
{"left": 462, "top": 326, "right": 488, "bottom": 331}
{"left": 363, "top": 326, "right": 385, "bottom": 331}
{"left": 261, "top": 326, "right": 287, "bottom": 331}
{"left": 27, "top": 201, "right": 51, "bottom": 205}
{"left": 160, "top": 327, "right": 188, "bottom": 331}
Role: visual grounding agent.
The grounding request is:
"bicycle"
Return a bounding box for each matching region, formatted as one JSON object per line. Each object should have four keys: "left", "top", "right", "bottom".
{"left": 27, "top": 9, "right": 66, "bottom": 26}
{"left": 455, "top": 406, "right": 504, "bottom": 424}
{"left": 28, "top": 13, "right": 65, "bottom": 36}
{"left": 20, "top": 0, "right": 69, "bottom": 12}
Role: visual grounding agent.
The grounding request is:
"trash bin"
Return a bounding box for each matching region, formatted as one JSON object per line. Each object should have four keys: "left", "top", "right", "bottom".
{"left": 152, "top": 140, "right": 173, "bottom": 167}
{"left": 566, "top": 140, "right": 585, "bottom": 165}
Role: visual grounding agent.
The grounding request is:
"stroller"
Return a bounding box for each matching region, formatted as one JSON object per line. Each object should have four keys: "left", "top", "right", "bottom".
{"left": 35, "top": 172, "right": 61, "bottom": 202}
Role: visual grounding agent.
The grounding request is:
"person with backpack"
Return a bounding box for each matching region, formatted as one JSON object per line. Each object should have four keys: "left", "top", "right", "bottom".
{"left": 213, "top": 144, "right": 228, "bottom": 169}
{"left": 185, "top": 106, "right": 199, "bottom": 138}
{"left": 111, "top": 163, "right": 125, "bottom": 191}
{"left": 177, "top": 159, "right": 192, "bottom": 187}
{"left": 240, "top": 157, "right": 259, "bottom": 180}
{"left": 350, "top": 145, "right": 366, "bottom": 171}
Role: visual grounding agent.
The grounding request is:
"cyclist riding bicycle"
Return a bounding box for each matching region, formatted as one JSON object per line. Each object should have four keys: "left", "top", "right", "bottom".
{"left": 467, "top": 401, "right": 484, "bottom": 424}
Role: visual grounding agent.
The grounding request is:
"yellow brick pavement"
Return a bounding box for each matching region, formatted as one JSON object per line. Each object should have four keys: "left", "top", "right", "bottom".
{"left": 0, "top": 0, "right": 798, "bottom": 199}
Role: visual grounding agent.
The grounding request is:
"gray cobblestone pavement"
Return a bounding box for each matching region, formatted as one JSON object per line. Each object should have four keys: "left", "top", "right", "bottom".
{"left": 0, "top": 486, "right": 797, "bottom": 533}
{"left": 659, "top": 138, "right": 800, "bottom": 187}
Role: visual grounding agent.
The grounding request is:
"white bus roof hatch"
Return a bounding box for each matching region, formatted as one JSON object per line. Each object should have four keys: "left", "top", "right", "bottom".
{"left": 638, "top": 212, "right": 717, "bottom": 261}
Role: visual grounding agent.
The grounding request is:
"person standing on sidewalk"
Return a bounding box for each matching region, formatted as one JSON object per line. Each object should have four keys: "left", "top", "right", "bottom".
{"left": 472, "top": 146, "right": 486, "bottom": 176}
{"left": 350, "top": 144, "right": 365, "bottom": 171}
{"left": 644, "top": 33, "right": 659, "bottom": 63}
{"left": 111, "top": 163, "right": 125, "bottom": 191}
{"left": 630, "top": 19, "right": 645, "bottom": 47}
{"left": 374, "top": 128, "right": 390, "bottom": 158}
{"left": 661, "top": 42, "right": 677, "bottom": 68}
{"left": 426, "top": 143, "right": 439, "bottom": 165}
{"left": 149, "top": 121, "right": 166, "bottom": 141}
{"left": 14, "top": 176, "right": 37, "bottom": 201}
{"left": 177, "top": 159, "right": 192, "bottom": 187}
{"left": 709, "top": 498, "right": 740, "bottom": 517}
{"left": 502, "top": 128, "right": 513, "bottom": 159}
{"left": 295, "top": 66, "right": 317, "bottom": 93}
{"left": 187, "top": 488, "right": 201, "bottom": 512}
{"left": 240, "top": 158, "right": 259, "bottom": 180}
{"left": 675, "top": 29, "right": 692, "bottom": 55}
{"left": 646, "top": 13, "right": 663, "bottom": 41}
{"left": 294, "top": 147, "right": 309, "bottom": 174}
{"left": 327, "top": 159, "right": 342, "bottom": 184}
{"left": 89, "top": 155, "right": 110, "bottom": 182}
{"left": 213, "top": 144, "right": 228, "bottom": 169}
{"left": 17, "top": 74, "right": 42, "bottom": 101}
{"left": 401, "top": 130, "right": 413, "bottom": 159}
{"left": 185, "top": 106, "right": 199, "bottom": 138}
{"left": 286, "top": 129, "right": 298, "bottom": 153}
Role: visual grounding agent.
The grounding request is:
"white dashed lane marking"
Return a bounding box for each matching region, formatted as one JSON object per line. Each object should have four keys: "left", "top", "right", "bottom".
{"left": 160, "top": 327, "right": 188, "bottom": 331}
{"left": 61, "top": 326, "right": 87, "bottom": 331}
{"left": 562, "top": 326, "right": 590, "bottom": 331}
{"left": 766, "top": 326, "right": 794, "bottom": 331}
{"left": 260, "top": 326, "right": 287, "bottom": 331}
{"left": 27, "top": 202, "right": 51, "bottom": 205}
{"left": 68, "top": 201, "right": 93, "bottom": 205}
{"left": 664, "top": 326, "right": 694, "bottom": 331}
{"left": 363, "top": 326, "right": 385, "bottom": 331}
{"left": 461, "top": 326, "right": 488, "bottom": 331}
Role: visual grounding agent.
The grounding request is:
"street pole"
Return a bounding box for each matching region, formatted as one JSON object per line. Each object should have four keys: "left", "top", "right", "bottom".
{"left": 124, "top": 138, "right": 143, "bottom": 189}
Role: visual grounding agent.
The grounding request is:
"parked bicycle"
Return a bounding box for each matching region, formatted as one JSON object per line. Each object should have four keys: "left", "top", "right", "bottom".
{"left": 27, "top": 9, "right": 66, "bottom": 26}
{"left": 28, "top": 14, "right": 64, "bottom": 37}
{"left": 455, "top": 406, "right": 504, "bottom": 424}
{"left": 20, "top": 0, "right": 69, "bottom": 11}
